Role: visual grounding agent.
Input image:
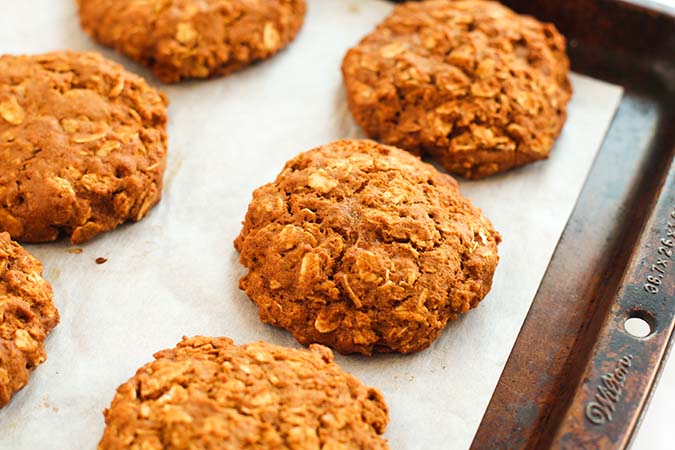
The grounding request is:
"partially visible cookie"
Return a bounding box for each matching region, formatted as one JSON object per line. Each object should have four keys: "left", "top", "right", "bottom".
{"left": 235, "top": 139, "right": 500, "bottom": 355}
{"left": 78, "top": 0, "right": 307, "bottom": 83}
{"left": 342, "top": 0, "right": 572, "bottom": 179}
{"left": 0, "top": 232, "right": 59, "bottom": 408}
{"left": 0, "top": 51, "right": 168, "bottom": 244}
{"left": 99, "top": 336, "right": 389, "bottom": 450}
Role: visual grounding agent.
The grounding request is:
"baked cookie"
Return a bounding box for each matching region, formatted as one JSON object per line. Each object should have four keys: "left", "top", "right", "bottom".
{"left": 78, "top": 0, "right": 307, "bottom": 83}
{"left": 0, "top": 232, "right": 59, "bottom": 408}
{"left": 235, "top": 140, "right": 500, "bottom": 355}
{"left": 0, "top": 51, "right": 168, "bottom": 244}
{"left": 342, "top": 0, "right": 572, "bottom": 179}
{"left": 99, "top": 336, "right": 389, "bottom": 450}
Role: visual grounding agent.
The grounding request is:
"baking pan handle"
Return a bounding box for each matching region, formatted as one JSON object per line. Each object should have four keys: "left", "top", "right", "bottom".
{"left": 550, "top": 158, "right": 675, "bottom": 449}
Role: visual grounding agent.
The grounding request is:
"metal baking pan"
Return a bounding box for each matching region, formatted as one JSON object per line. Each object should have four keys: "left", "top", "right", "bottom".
{"left": 393, "top": 0, "right": 675, "bottom": 448}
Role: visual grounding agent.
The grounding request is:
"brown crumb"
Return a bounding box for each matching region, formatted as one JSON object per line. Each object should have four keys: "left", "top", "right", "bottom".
{"left": 67, "top": 248, "right": 84, "bottom": 254}
{"left": 95, "top": 257, "right": 108, "bottom": 265}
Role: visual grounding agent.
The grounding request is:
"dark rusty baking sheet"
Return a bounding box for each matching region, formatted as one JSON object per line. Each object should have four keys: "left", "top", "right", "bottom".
{"left": 462, "top": 0, "right": 675, "bottom": 448}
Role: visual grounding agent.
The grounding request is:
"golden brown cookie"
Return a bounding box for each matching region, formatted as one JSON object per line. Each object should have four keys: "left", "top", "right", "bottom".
{"left": 0, "top": 51, "right": 168, "bottom": 244}
{"left": 342, "top": 0, "right": 572, "bottom": 179}
{"left": 98, "top": 336, "right": 389, "bottom": 450}
{"left": 235, "top": 140, "right": 500, "bottom": 355}
{"left": 0, "top": 232, "right": 59, "bottom": 408}
{"left": 78, "top": 0, "right": 307, "bottom": 83}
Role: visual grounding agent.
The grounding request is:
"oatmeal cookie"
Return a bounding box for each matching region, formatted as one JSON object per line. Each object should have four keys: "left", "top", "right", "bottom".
{"left": 98, "top": 336, "right": 389, "bottom": 450}
{"left": 0, "top": 232, "right": 59, "bottom": 408}
{"left": 78, "top": 0, "right": 307, "bottom": 83}
{"left": 0, "top": 51, "right": 168, "bottom": 244}
{"left": 235, "top": 139, "right": 500, "bottom": 355}
{"left": 342, "top": 0, "right": 572, "bottom": 179}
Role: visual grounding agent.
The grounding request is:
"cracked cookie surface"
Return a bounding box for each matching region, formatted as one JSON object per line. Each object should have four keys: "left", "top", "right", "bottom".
{"left": 78, "top": 0, "right": 307, "bottom": 83}
{"left": 0, "top": 51, "right": 168, "bottom": 244}
{"left": 99, "top": 336, "right": 389, "bottom": 450}
{"left": 0, "top": 232, "right": 59, "bottom": 408}
{"left": 235, "top": 140, "right": 500, "bottom": 355}
{"left": 342, "top": 0, "right": 572, "bottom": 179}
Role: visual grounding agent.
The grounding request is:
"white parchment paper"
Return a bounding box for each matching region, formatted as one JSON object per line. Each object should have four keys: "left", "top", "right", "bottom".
{"left": 0, "top": 1, "right": 623, "bottom": 449}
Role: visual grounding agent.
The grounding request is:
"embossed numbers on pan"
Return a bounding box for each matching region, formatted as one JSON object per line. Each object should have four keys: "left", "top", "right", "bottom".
{"left": 385, "top": 0, "right": 675, "bottom": 447}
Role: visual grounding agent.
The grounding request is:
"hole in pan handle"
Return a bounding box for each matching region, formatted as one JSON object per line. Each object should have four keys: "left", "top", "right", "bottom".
{"left": 624, "top": 311, "right": 655, "bottom": 339}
